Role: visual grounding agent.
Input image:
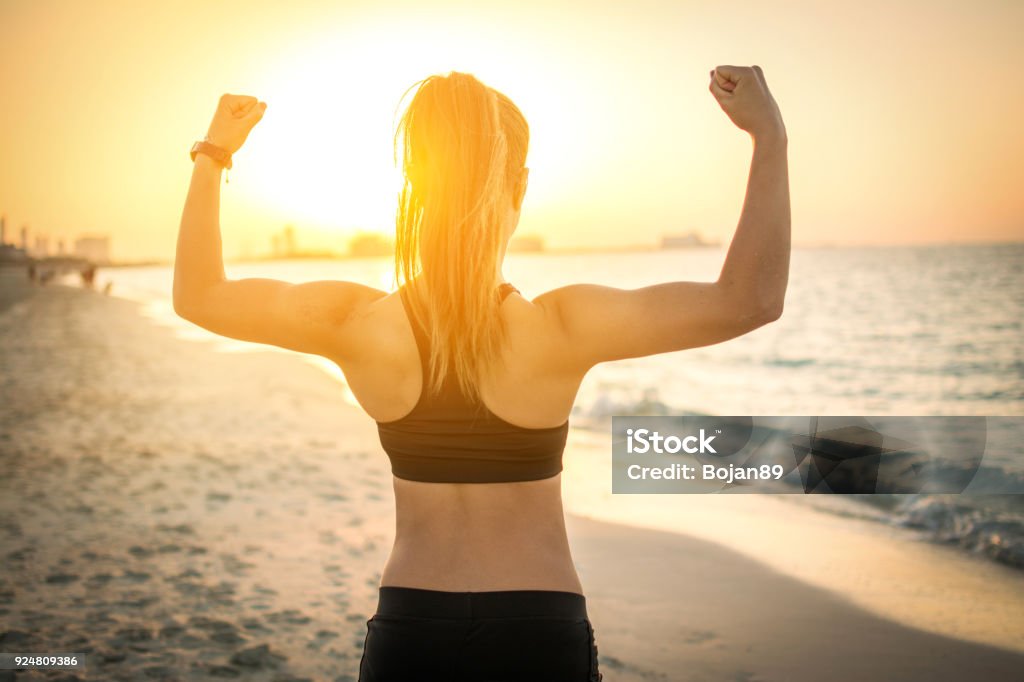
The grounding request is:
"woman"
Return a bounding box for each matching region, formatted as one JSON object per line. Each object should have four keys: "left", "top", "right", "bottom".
{"left": 174, "top": 66, "right": 789, "bottom": 682}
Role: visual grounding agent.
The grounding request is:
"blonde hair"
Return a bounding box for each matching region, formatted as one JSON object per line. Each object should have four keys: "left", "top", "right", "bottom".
{"left": 393, "top": 71, "right": 530, "bottom": 403}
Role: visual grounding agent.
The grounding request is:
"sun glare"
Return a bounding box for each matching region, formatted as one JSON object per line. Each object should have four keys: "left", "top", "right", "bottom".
{"left": 241, "top": 39, "right": 408, "bottom": 235}
{"left": 237, "top": 18, "right": 589, "bottom": 239}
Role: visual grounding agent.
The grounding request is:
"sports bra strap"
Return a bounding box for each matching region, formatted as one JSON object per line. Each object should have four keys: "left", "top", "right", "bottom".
{"left": 398, "top": 286, "right": 429, "bottom": 374}
{"left": 498, "top": 282, "right": 520, "bottom": 302}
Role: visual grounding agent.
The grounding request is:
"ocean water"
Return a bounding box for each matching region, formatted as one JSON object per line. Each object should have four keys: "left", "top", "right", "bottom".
{"left": 96, "top": 243, "right": 1024, "bottom": 568}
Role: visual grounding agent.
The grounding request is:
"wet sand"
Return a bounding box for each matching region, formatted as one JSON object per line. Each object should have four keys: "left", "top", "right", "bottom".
{"left": 1, "top": 269, "right": 1021, "bottom": 681}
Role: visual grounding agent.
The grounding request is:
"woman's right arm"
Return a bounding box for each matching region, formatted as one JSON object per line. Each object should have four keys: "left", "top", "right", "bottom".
{"left": 536, "top": 64, "right": 789, "bottom": 373}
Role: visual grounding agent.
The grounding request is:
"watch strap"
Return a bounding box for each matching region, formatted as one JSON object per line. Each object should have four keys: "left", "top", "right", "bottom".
{"left": 190, "top": 140, "right": 233, "bottom": 170}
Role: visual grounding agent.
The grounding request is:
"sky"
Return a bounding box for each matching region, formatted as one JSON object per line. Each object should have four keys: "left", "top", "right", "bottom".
{"left": 1, "top": 0, "right": 1022, "bottom": 262}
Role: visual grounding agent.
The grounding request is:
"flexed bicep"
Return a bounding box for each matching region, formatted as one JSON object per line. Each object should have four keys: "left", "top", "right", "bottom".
{"left": 175, "top": 278, "right": 386, "bottom": 359}
{"left": 535, "top": 281, "right": 779, "bottom": 373}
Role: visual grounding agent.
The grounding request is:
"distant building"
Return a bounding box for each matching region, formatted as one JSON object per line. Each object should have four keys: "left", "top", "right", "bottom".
{"left": 0, "top": 218, "right": 30, "bottom": 262}
{"left": 0, "top": 243, "right": 27, "bottom": 262}
{"left": 508, "top": 235, "right": 545, "bottom": 253}
{"left": 270, "top": 225, "right": 300, "bottom": 258}
{"left": 74, "top": 236, "right": 111, "bottom": 264}
{"left": 660, "top": 231, "right": 718, "bottom": 249}
{"left": 283, "top": 225, "right": 297, "bottom": 256}
{"left": 33, "top": 235, "right": 49, "bottom": 258}
{"left": 348, "top": 232, "right": 394, "bottom": 258}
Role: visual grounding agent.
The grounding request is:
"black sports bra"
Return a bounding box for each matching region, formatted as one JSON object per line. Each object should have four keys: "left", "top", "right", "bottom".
{"left": 375, "top": 282, "right": 569, "bottom": 483}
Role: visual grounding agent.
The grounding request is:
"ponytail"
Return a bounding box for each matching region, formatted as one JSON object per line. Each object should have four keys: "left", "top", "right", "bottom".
{"left": 393, "top": 71, "right": 530, "bottom": 403}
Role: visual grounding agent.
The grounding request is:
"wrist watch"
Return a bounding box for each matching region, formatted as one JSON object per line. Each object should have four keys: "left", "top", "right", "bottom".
{"left": 190, "top": 140, "right": 233, "bottom": 169}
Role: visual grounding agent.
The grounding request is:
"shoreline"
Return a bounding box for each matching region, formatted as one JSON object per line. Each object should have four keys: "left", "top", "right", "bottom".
{"left": 4, "top": 238, "right": 1021, "bottom": 271}
{"left": 1, "top": 274, "right": 1021, "bottom": 680}
{"left": 562, "top": 428, "right": 1024, "bottom": 654}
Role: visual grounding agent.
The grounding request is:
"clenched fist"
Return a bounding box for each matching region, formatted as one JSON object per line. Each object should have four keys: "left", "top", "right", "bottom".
{"left": 205, "top": 94, "right": 267, "bottom": 153}
{"left": 709, "top": 65, "right": 785, "bottom": 141}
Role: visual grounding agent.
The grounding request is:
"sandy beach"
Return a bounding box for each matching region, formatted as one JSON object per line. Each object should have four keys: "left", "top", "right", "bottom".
{"left": 1, "top": 268, "right": 1022, "bottom": 682}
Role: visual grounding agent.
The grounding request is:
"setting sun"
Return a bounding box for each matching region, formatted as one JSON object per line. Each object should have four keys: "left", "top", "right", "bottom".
{"left": 236, "top": 18, "right": 591, "bottom": 243}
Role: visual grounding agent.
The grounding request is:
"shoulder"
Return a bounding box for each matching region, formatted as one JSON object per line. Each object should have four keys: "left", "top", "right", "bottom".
{"left": 282, "top": 280, "right": 390, "bottom": 329}
{"left": 515, "top": 285, "right": 613, "bottom": 374}
{"left": 330, "top": 286, "right": 409, "bottom": 360}
{"left": 531, "top": 284, "right": 623, "bottom": 331}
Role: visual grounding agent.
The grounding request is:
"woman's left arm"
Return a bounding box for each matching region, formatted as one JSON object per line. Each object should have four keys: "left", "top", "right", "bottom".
{"left": 173, "top": 94, "right": 385, "bottom": 359}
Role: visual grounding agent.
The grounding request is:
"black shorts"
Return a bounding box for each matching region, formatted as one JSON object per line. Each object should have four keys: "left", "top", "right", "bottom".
{"left": 358, "top": 586, "right": 603, "bottom": 681}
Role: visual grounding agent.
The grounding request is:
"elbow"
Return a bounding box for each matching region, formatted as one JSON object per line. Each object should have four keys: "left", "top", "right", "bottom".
{"left": 172, "top": 281, "right": 188, "bottom": 319}
{"left": 759, "top": 297, "right": 785, "bottom": 324}
{"left": 172, "top": 273, "right": 219, "bottom": 324}
{"left": 750, "top": 279, "right": 787, "bottom": 326}
{"left": 172, "top": 295, "right": 197, "bottom": 322}
{"left": 717, "top": 267, "right": 787, "bottom": 322}
{"left": 738, "top": 296, "right": 784, "bottom": 333}
{"left": 721, "top": 281, "right": 786, "bottom": 332}
{"left": 172, "top": 283, "right": 202, "bottom": 323}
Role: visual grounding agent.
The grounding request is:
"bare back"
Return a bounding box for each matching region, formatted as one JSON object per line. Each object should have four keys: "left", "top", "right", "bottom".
{"left": 335, "top": 287, "right": 586, "bottom": 593}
